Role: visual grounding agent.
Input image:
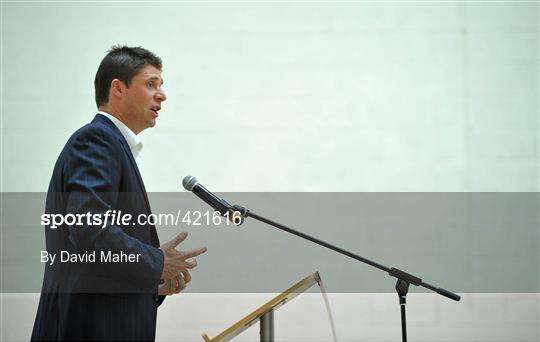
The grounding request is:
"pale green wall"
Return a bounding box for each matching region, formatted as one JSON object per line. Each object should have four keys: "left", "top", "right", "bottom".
{"left": 1, "top": 2, "right": 538, "bottom": 192}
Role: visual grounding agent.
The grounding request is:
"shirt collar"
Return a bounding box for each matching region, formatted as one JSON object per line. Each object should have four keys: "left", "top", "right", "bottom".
{"left": 98, "top": 111, "right": 143, "bottom": 162}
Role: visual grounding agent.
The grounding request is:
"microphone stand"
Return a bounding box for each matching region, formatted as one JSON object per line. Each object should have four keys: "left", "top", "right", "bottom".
{"left": 230, "top": 205, "right": 460, "bottom": 342}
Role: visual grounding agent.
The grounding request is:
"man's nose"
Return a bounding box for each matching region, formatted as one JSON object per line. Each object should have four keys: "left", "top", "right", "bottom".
{"left": 156, "top": 90, "right": 167, "bottom": 102}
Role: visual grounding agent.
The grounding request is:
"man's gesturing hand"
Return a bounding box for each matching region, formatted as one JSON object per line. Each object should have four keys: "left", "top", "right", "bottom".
{"left": 160, "top": 231, "right": 207, "bottom": 284}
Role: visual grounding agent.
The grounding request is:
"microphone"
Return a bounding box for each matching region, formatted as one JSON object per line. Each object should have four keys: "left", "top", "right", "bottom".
{"left": 182, "top": 176, "right": 232, "bottom": 215}
{"left": 182, "top": 176, "right": 247, "bottom": 226}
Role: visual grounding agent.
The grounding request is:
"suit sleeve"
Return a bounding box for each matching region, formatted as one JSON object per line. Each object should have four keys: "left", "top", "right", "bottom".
{"left": 62, "top": 125, "right": 164, "bottom": 292}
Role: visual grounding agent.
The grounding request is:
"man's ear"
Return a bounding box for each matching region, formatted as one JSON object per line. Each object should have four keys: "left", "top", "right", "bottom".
{"left": 110, "top": 79, "right": 125, "bottom": 100}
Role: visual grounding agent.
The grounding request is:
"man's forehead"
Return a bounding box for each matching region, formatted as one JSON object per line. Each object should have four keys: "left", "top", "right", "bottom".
{"left": 135, "top": 65, "right": 163, "bottom": 81}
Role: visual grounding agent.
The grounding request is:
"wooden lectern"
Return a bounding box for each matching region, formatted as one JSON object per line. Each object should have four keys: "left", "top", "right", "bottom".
{"left": 201, "top": 272, "right": 330, "bottom": 342}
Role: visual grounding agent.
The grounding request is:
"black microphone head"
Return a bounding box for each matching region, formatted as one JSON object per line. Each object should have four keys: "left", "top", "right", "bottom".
{"left": 182, "top": 175, "right": 198, "bottom": 191}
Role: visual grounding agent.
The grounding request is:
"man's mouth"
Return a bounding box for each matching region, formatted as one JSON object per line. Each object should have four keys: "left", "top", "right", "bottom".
{"left": 150, "top": 106, "right": 160, "bottom": 117}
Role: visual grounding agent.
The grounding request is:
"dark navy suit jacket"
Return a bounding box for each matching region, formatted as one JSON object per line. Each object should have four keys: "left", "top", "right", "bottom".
{"left": 32, "top": 114, "right": 165, "bottom": 341}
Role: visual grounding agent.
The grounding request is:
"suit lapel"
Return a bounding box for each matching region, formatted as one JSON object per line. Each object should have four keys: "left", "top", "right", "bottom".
{"left": 92, "top": 114, "right": 152, "bottom": 212}
{"left": 92, "top": 114, "right": 160, "bottom": 247}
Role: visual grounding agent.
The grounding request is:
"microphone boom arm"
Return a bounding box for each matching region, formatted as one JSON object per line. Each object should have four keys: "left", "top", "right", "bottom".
{"left": 243, "top": 210, "right": 460, "bottom": 302}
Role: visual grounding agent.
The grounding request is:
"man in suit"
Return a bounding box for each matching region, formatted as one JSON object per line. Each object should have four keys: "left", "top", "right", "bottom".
{"left": 31, "top": 46, "right": 206, "bottom": 341}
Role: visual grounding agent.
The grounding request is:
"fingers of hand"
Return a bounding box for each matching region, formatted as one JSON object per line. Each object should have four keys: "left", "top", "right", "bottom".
{"left": 159, "top": 275, "right": 185, "bottom": 295}
{"left": 181, "top": 247, "right": 208, "bottom": 259}
{"left": 161, "top": 243, "right": 206, "bottom": 281}
{"left": 168, "top": 278, "right": 174, "bottom": 293}
{"left": 174, "top": 275, "right": 185, "bottom": 294}
{"left": 165, "top": 231, "right": 188, "bottom": 249}
{"left": 183, "top": 259, "right": 198, "bottom": 269}
{"left": 181, "top": 270, "right": 191, "bottom": 284}
{"left": 163, "top": 258, "right": 197, "bottom": 280}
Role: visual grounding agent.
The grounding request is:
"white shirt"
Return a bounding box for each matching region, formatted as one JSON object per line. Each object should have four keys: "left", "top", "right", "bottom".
{"left": 98, "top": 111, "right": 143, "bottom": 163}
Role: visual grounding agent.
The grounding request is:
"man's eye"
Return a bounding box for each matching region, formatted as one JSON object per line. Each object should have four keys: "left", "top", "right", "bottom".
{"left": 147, "top": 82, "right": 154, "bottom": 88}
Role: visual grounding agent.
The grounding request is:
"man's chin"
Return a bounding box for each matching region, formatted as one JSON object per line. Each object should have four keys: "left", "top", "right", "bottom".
{"left": 147, "top": 119, "right": 156, "bottom": 128}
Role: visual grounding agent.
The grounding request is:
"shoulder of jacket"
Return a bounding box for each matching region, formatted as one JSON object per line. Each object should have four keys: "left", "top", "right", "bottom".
{"left": 68, "top": 121, "right": 121, "bottom": 144}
